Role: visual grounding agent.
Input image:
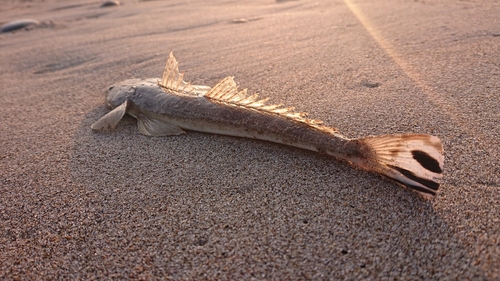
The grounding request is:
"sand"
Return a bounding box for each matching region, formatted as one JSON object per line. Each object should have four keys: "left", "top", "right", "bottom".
{"left": 1, "top": 0, "right": 499, "bottom": 279}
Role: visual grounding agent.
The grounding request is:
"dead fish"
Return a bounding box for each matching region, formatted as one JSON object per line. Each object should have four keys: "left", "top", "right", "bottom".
{"left": 92, "top": 52, "right": 444, "bottom": 199}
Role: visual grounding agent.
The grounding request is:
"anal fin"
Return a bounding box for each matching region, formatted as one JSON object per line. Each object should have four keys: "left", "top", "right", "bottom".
{"left": 137, "top": 114, "right": 185, "bottom": 136}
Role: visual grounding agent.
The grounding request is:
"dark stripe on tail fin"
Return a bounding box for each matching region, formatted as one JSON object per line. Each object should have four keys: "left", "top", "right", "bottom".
{"left": 412, "top": 150, "right": 442, "bottom": 173}
{"left": 390, "top": 177, "right": 437, "bottom": 197}
{"left": 388, "top": 165, "right": 440, "bottom": 191}
{"left": 358, "top": 134, "right": 444, "bottom": 199}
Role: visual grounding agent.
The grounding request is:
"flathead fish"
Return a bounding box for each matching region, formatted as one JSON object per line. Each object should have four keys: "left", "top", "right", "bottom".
{"left": 92, "top": 52, "right": 444, "bottom": 199}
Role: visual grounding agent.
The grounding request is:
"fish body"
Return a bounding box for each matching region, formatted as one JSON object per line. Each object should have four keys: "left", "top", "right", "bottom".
{"left": 92, "top": 52, "right": 444, "bottom": 199}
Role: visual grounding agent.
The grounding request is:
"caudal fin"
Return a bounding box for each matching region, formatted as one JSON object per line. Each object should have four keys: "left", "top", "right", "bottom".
{"left": 359, "top": 134, "right": 444, "bottom": 199}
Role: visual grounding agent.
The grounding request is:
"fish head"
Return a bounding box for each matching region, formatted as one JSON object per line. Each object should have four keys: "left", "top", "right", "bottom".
{"left": 105, "top": 78, "right": 158, "bottom": 109}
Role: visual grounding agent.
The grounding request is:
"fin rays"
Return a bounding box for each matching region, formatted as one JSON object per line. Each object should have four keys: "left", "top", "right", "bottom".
{"left": 91, "top": 101, "right": 128, "bottom": 131}
{"left": 160, "top": 53, "right": 332, "bottom": 130}
{"left": 360, "top": 134, "right": 444, "bottom": 199}
{"left": 159, "top": 51, "right": 197, "bottom": 95}
{"left": 204, "top": 76, "right": 331, "bottom": 129}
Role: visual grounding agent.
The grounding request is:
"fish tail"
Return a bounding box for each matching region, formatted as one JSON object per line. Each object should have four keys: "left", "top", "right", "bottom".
{"left": 353, "top": 134, "right": 444, "bottom": 199}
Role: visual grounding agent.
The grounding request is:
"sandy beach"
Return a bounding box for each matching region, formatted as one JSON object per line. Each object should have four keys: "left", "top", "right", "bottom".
{"left": 1, "top": 0, "right": 499, "bottom": 279}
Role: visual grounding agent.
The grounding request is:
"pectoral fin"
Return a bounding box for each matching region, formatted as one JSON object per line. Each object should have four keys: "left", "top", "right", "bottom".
{"left": 137, "top": 114, "right": 185, "bottom": 136}
{"left": 91, "top": 101, "right": 128, "bottom": 131}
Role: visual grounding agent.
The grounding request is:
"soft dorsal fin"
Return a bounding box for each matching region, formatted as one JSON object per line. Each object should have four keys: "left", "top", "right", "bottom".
{"left": 204, "top": 76, "right": 329, "bottom": 129}
{"left": 159, "top": 52, "right": 210, "bottom": 96}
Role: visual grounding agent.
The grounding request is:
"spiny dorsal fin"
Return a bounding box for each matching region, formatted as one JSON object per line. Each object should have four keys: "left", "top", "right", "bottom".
{"left": 159, "top": 51, "right": 199, "bottom": 96}
{"left": 204, "top": 76, "right": 330, "bottom": 129}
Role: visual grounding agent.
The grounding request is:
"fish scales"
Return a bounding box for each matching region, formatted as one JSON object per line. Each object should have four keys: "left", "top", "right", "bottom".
{"left": 130, "top": 83, "right": 351, "bottom": 153}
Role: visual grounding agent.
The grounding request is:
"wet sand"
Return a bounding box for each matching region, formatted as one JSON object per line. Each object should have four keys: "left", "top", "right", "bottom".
{"left": 1, "top": 0, "right": 499, "bottom": 279}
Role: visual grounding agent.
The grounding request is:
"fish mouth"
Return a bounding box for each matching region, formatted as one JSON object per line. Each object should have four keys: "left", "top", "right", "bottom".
{"left": 105, "top": 95, "right": 115, "bottom": 109}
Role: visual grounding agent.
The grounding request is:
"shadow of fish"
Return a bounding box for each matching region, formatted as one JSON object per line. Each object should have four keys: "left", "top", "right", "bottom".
{"left": 92, "top": 52, "right": 444, "bottom": 199}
